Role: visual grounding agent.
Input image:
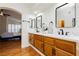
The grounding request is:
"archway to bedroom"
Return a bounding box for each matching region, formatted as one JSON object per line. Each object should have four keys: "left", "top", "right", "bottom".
{"left": 0, "top": 7, "right": 22, "bottom": 55}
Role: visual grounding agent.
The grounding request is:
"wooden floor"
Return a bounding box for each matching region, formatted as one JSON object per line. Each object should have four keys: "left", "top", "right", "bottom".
{"left": 0, "top": 40, "right": 40, "bottom": 56}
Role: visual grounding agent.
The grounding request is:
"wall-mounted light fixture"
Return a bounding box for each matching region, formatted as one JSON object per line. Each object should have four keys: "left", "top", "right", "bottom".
{"left": 22, "top": 20, "right": 30, "bottom": 23}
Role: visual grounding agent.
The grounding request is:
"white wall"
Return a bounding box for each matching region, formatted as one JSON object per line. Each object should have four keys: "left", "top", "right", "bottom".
{"left": 30, "top": 3, "right": 79, "bottom": 36}
{"left": 0, "top": 16, "right": 6, "bottom": 34}
{"left": 7, "top": 16, "right": 21, "bottom": 24}
{"left": 43, "top": 3, "right": 79, "bottom": 36}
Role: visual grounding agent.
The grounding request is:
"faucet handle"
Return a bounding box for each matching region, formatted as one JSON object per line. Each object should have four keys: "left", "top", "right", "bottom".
{"left": 58, "top": 31, "right": 60, "bottom": 35}
{"left": 65, "top": 32, "right": 69, "bottom": 35}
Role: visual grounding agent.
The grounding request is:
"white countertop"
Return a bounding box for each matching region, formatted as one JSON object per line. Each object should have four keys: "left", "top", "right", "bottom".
{"left": 29, "top": 32, "right": 79, "bottom": 56}
{"left": 29, "top": 32, "right": 79, "bottom": 43}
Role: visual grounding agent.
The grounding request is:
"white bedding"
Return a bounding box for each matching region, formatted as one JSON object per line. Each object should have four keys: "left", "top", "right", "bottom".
{"left": 1, "top": 32, "right": 21, "bottom": 38}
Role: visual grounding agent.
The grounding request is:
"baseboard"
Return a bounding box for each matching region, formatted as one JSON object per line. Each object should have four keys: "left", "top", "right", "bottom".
{"left": 22, "top": 44, "right": 30, "bottom": 48}
{"left": 30, "top": 44, "right": 45, "bottom": 56}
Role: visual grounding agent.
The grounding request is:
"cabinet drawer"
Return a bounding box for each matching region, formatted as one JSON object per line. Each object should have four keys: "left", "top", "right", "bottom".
{"left": 56, "top": 48, "right": 73, "bottom": 56}
{"left": 55, "top": 39, "right": 76, "bottom": 55}
{"left": 34, "top": 34, "right": 43, "bottom": 41}
{"left": 44, "top": 36, "right": 54, "bottom": 45}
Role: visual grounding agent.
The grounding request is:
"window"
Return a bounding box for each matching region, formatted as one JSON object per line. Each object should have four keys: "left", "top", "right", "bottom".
{"left": 8, "top": 24, "right": 12, "bottom": 32}
{"left": 8, "top": 24, "right": 21, "bottom": 33}
{"left": 12, "top": 24, "right": 15, "bottom": 32}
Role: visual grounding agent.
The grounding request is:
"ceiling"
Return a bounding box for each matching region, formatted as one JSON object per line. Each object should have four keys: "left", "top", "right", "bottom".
{"left": 0, "top": 9, "right": 21, "bottom": 20}
{"left": 24, "top": 3, "right": 56, "bottom": 14}
{"left": 0, "top": 3, "right": 56, "bottom": 20}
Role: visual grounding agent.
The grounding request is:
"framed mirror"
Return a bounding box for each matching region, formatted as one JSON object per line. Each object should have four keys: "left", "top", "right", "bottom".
{"left": 55, "top": 3, "right": 76, "bottom": 28}
{"left": 29, "top": 18, "right": 36, "bottom": 28}
{"left": 36, "top": 15, "right": 42, "bottom": 29}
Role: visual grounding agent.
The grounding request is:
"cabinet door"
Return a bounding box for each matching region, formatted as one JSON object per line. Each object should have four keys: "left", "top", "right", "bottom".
{"left": 34, "top": 40, "right": 43, "bottom": 52}
{"left": 30, "top": 39, "right": 35, "bottom": 45}
{"left": 55, "top": 39, "right": 76, "bottom": 55}
{"left": 29, "top": 33, "right": 32, "bottom": 43}
{"left": 44, "top": 43, "right": 55, "bottom": 56}
{"left": 56, "top": 48, "right": 73, "bottom": 56}
{"left": 29, "top": 33, "right": 34, "bottom": 45}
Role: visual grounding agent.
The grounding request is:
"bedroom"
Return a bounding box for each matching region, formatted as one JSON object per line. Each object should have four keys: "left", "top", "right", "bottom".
{"left": 0, "top": 8, "right": 21, "bottom": 52}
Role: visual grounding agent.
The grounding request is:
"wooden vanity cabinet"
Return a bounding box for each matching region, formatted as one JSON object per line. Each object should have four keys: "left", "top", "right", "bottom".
{"left": 29, "top": 33, "right": 76, "bottom": 56}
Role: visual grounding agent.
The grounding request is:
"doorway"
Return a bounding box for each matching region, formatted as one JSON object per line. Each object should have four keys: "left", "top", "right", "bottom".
{"left": 0, "top": 8, "right": 22, "bottom": 56}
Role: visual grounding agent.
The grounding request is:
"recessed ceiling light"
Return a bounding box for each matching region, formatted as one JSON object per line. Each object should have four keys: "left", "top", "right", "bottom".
{"left": 34, "top": 11, "right": 38, "bottom": 14}
{"left": 37, "top": 13, "right": 43, "bottom": 16}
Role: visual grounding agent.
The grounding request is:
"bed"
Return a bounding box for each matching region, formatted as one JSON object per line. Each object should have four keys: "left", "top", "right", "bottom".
{"left": 0, "top": 32, "right": 21, "bottom": 40}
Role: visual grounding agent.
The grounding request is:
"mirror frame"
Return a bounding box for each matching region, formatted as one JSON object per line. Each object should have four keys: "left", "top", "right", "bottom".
{"left": 29, "top": 18, "right": 36, "bottom": 28}
{"left": 55, "top": 3, "right": 76, "bottom": 28}
{"left": 36, "top": 15, "right": 42, "bottom": 29}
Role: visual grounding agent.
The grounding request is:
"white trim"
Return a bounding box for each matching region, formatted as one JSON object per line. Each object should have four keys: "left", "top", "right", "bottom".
{"left": 30, "top": 44, "right": 45, "bottom": 56}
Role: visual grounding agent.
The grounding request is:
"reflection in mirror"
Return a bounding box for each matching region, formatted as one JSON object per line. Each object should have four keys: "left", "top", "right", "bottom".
{"left": 42, "top": 23, "right": 48, "bottom": 31}
{"left": 48, "top": 21, "right": 53, "bottom": 34}
{"left": 36, "top": 15, "right": 42, "bottom": 29}
{"left": 29, "top": 18, "right": 35, "bottom": 29}
{"left": 36, "top": 15, "right": 42, "bottom": 32}
{"left": 56, "top": 3, "right": 76, "bottom": 28}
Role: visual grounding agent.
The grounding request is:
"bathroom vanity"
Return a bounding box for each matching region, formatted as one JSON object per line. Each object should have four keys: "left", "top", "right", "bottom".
{"left": 28, "top": 3, "right": 79, "bottom": 56}
{"left": 29, "top": 32, "right": 79, "bottom": 56}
